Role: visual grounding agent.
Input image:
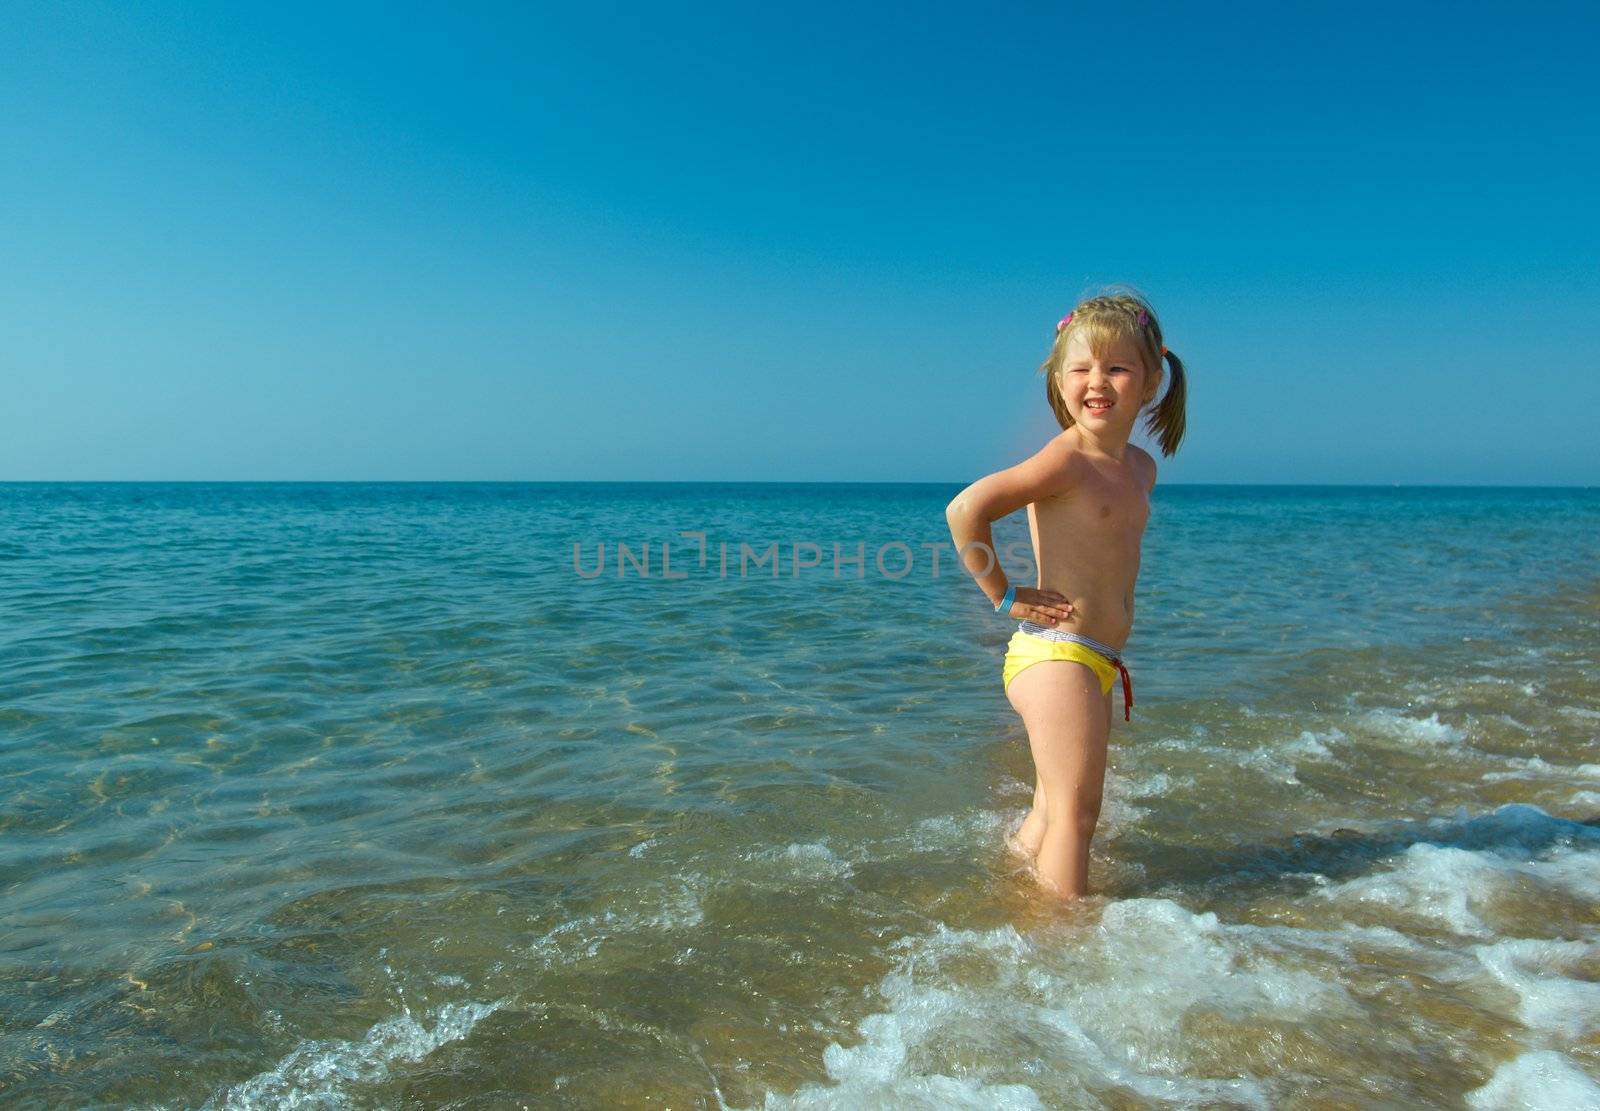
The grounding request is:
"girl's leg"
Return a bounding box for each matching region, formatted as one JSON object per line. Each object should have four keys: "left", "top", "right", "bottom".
{"left": 1012, "top": 779, "right": 1048, "bottom": 857}
{"left": 1012, "top": 687, "right": 1112, "bottom": 860}
{"left": 1005, "top": 662, "right": 1110, "bottom": 897}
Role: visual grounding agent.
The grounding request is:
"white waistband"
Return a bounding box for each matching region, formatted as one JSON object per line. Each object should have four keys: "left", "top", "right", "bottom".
{"left": 1016, "top": 622, "right": 1121, "bottom": 661}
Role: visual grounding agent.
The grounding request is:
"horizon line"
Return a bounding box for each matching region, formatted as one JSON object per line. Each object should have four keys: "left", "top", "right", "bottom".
{"left": 2, "top": 479, "right": 1596, "bottom": 490}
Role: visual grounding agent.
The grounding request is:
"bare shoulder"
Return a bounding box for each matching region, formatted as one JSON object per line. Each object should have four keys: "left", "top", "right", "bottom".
{"left": 947, "top": 433, "right": 1086, "bottom": 522}
{"left": 1128, "top": 444, "right": 1158, "bottom": 494}
{"left": 1039, "top": 432, "right": 1094, "bottom": 495}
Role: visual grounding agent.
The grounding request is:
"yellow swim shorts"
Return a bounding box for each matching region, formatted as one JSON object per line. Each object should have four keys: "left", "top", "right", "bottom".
{"left": 1001, "top": 625, "right": 1134, "bottom": 721}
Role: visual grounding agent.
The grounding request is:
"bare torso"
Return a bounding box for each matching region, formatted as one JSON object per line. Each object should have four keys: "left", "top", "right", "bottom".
{"left": 1026, "top": 442, "right": 1153, "bottom": 653}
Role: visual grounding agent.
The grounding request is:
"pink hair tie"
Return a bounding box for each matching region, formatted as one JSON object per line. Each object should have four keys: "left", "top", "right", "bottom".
{"left": 1055, "top": 312, "right": 1073, "bottom": 333}
{"left": 1137, "top": 309, "right": 1148, "bottom": 326}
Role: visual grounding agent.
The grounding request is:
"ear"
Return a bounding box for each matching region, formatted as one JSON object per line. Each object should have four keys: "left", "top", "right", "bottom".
{"left": 1143, "top": 360, "right": 1164, "bottom": 403}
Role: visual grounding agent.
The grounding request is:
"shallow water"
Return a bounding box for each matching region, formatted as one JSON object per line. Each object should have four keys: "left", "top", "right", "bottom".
{"left": 2, "top": 482, "right": 1597, "bottom": 1109}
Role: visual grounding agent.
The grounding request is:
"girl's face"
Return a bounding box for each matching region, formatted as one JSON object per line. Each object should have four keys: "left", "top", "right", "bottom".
{"left": 1058, "top": 331, "right": 1161, "bottom": 433}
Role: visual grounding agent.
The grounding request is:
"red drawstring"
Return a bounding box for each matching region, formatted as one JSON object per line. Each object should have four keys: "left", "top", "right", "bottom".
{"left": 1115, "top": 660, "right": 1133, "bottom": 721}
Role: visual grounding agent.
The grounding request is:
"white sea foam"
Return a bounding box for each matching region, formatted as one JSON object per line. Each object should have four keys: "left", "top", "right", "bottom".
{"left": 1470, "top": 938, "right": 1600, "bottom": 1039}
{"left": 908, "top": 809, "right": 1009, "bottom": 851}
{"left": 1285, "top": 727, "right": 1344, "bottom": 758}
{"left": 1148, "top": 722, "right": 1341, "bottom": 788}
{"left": 896, "top": 802, "right": 1162, "bottom": 859}
{"left": 1315, "top": 806, "right": 1600, "bottom": 937}
{"left": 199, "top": 999, "right": 506, "bottom": 1110}
{"left": 1095, "top": 793, "right": 1150, "bottom": 837}
{"left": 1409, "top": 674, "right": 1543, "bottom": 701}
{"left": 1464, "top": 1049, "right": 1600, "bottom": 1110}
{"left": 626, "top": 878, "right": 707, "bottom": 930}
{"left": 1489, "top": 713, "right": 1538, "bottom": 733}
{"left": 1211, "top": 742, "right": 1295, "bottom": 786}
{"left": 741, "top": 840, "right": 855, "bottom": 881}
{"left": 1360, "top": 709, "right": 1467, "bottom": 746}
{"left": 1234, "top": 726, "right": 1345, "bottom": 786}
{"left": 530, "top": 875, "right": 708, "bottom": 964}
{"left": 1516, "top": 848, "right": 1600, "bottom": 903}
{"left": 753, "top": 803, "right": 1600, "bottom": 1110}
{"left": 1104, "top": 766, "right": 1177, "bottom": 800}
{"left": 746, "top": 899, "right": 1378, "bottom": 1109}
{"left": 1482, "top": 757, "right": 1600, "bottom": 783}
{"left": 995, "top": 774, "right": 1032, "bottom": 797}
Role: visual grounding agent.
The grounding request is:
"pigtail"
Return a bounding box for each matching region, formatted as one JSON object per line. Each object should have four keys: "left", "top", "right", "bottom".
{"left": 1144, "top": 348, "right": 1187, "bottom": 457}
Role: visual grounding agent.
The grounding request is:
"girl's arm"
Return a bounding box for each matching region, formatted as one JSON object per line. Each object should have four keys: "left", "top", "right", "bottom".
{"left": 944, "top": 439, "right": 1077, "bottom": 622}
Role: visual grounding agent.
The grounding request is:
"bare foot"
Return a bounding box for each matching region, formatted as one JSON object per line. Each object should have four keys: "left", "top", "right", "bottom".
{"left": 1005, "top": 822, "right": 1042, "bottom": 860}
{"left": 1008, "top": 808, "right": 1046, "bottom": 860}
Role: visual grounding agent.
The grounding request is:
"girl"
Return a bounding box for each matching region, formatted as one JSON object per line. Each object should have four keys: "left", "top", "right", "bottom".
{"left": 945, "top": 290, "right": 1187, "bottom": 899}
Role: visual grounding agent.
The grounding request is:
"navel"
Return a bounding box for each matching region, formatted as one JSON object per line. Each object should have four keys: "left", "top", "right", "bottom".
{"left": 1099, "top": 504, "right": 1112, "bottom": 518}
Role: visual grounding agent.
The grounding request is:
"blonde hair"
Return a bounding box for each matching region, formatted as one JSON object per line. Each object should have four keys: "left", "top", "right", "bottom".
{"left": 1038, "top": 288, "right": 1187, "bottom": 457}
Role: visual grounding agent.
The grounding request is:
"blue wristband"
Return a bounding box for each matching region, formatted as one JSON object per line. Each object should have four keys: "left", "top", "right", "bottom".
{"left": 995, "top": 585, "right": 1016, "bottom": 614}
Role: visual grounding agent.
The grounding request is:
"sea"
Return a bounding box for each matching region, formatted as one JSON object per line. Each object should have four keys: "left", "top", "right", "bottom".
{"left": 2, "top": 482, "right": 1598, "bottom": 1110}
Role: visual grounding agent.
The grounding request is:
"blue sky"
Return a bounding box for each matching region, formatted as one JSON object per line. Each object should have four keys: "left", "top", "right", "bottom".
{"left": 4, "top": 1, "right": 1597, "bottom": 483}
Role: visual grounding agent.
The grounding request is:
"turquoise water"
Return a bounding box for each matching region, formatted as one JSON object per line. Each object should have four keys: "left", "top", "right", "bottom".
{"left": 3, "top": 482, "right": 1598, "bottom": 1108}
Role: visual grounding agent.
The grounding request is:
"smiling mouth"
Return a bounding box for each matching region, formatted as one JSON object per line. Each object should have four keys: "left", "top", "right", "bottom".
{"left": 1084, "top": 399, "right": 1113, "bottom": 412}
